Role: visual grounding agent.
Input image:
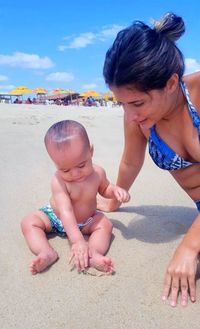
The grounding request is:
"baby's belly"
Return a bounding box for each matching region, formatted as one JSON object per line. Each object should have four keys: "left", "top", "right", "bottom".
{"left": 50, "top": 197, "right": 97, "bottom": 224}
{"left": 73, "top": 202, "right": 97, "bottom": 223}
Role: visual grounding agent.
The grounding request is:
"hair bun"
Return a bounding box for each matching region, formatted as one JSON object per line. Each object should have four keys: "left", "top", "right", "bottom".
{"left": 153, "top": 12, "right": 185, "bottom": 42}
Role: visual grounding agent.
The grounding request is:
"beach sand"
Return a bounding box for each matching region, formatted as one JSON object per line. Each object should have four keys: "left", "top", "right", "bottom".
{"left": 1, "top": 103, "right": 200, "bottom": 329}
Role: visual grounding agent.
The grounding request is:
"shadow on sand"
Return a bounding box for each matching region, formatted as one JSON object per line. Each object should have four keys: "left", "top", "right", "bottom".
{"left": 111, "top": 205, "right": 197, "bottom": 244}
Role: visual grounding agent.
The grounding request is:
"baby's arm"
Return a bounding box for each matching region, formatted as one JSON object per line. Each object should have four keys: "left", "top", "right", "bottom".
{"left": 97, "top": 166, "right": 130, "bottom": 204}
{"left": 51, "top": 174, "right": 89, "bottom": 271}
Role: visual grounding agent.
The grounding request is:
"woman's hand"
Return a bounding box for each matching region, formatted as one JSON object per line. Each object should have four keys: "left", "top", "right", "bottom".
{"left": 97, "top": 194, "right": 121, "bottom": 212}
{"left": 162, "top": 243, "right": 198, "bottom": 307}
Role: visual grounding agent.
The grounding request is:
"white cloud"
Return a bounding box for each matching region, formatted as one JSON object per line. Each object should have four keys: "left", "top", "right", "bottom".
{"left": 0, "top": 52, "right": 54, "bottom": 69}
{"left": 58, "top": 45, "right": 68, "bottom": 52}
{"left": 46, "top": 72, "right": 74, "bottom": 82}
{"left": 81, "top": 83, "right": 97, "bottom": 89}
{"left": 0, "top": 84, "right": 15, "bottom": 92}
{"left": 66, "top": 32, "right": 95, "bottom": 49}
{"left": 98, "top": 25, "right": 124, "bottom": 41}
{"left": 59, "top": 24, "right": 125, "bottom": 50}
{"left": 0, "top": 74, "right": 8, "bottom": 81}
{"left": 185, "top": 58, "right": 200, "bottom": 74}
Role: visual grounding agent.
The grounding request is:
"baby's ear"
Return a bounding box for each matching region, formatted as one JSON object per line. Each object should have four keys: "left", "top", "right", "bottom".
{"left": 90, "top": 144, "right": 94, "bottom": 156}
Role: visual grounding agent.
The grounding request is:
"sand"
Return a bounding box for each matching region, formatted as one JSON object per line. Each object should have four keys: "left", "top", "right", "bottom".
{"left": 1, "top": 103, "right": 200, "bottom": 329}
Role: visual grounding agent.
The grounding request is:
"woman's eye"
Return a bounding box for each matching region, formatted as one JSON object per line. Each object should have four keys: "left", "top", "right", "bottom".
{"left": 134, "top": 102, "right": 144, "bottom": 107}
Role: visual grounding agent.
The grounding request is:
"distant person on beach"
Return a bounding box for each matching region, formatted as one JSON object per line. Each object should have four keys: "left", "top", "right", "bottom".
{"left": 21, "top": 120, "right": 130, "bottom": 275}
{"left": 13, "top": 98, "right": 22, "bottom": 104}
{"left": 25, "top": 97, "right": 32, "bottom": 104}
{"left": 97, "top": 12, "right": 200, "bottom": 307}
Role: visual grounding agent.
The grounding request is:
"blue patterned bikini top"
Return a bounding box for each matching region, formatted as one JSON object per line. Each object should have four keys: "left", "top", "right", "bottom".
{"left": 148, "top": 81, "right": 200, "bottom": 171}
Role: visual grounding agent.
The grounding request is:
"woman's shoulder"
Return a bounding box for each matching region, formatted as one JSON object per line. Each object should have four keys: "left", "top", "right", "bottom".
{"left": 183, "top": 71, "right": 200, "bottom": 91}
{"left": 183, "top": 72, "right": 200, "bottom": 110}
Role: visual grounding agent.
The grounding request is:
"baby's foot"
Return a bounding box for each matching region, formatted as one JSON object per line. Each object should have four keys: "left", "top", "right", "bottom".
{"left": 30, "top": 250, "right": 58, "bottom": 274}
{"left": 89, "top": 253, "right": 114, "bottom": 273}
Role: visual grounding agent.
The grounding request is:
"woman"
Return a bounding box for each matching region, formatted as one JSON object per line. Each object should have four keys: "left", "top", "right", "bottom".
{"left": 98, "top": 12, "right": 200, "bottom": 307}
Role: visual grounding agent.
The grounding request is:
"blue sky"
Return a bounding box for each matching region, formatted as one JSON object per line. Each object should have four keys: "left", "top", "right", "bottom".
{"left": 0, "top": 0, "right": 200, "bottom": 93}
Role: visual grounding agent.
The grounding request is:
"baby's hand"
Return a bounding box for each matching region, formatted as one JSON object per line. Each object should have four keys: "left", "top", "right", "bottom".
{"left": 113, "top": 186, "right": 130, "bottom": 203}
{"left": 69, "top": 240, "right": 89, "bottom": 272}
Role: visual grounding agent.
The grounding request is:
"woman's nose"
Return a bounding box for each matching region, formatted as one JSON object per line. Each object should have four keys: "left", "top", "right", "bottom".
{"left": 124, "top": 107, "right": 138, "bottom": 122}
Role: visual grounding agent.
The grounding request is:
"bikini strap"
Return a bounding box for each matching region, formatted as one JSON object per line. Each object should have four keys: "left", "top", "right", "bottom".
{"left": 180, "top": 80, "right": 200, "bottom": 138}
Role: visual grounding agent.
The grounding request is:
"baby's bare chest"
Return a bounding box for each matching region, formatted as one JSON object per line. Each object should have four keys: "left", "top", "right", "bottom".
{"left": 67, "top": 178, "right": 99, "bottom": 203}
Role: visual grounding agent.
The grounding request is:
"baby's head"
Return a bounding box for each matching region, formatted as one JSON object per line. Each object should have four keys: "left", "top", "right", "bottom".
{"left": 45, "top": 119, "right": 90, "bottom": 150}
{"left": 44, "top": 120, "right": 93, "bottom": 182}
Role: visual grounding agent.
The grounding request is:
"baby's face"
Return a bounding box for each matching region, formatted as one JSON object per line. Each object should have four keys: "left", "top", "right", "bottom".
{"left": 49, "top": 138, "right": 94, "bottom": 183}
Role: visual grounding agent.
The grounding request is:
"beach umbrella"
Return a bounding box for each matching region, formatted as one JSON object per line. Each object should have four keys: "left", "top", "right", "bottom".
{"left": 10, "top": 86, "right": 33, "bottom": 95}
{"left": 50, "top": 88, "right": 67, "bottom": 95}
{"left": 103, "top": 91, "right": 116, "bottom": 101}
{"left": 33, "top": 87, "right": 48, "bottom": 94}
{"left": 79, "top": 90, "right": 101, "bottom": 97}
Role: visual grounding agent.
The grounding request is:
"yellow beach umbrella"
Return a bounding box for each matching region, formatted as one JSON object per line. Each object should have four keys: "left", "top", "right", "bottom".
{"left": 33, "top": 87, "right": 48, "bottom": 94}
{"left": 103, "top": 91, "right": 116, "bottom": 101}
{"left": 10, "top": 86, "right": 33, "bottom": 95}
{"left": 79, "top": 90, "right": 101, "bottom": 97}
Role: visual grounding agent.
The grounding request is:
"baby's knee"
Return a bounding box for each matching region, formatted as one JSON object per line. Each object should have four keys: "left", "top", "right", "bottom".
{"left": 103, "top": 217, "right": 113, "bottom": 233}
{"left": 21, "top": 214, "right": 33, "bottom": 235}
{"left": 21, "top": 212, "right": 44, "bottom": 234}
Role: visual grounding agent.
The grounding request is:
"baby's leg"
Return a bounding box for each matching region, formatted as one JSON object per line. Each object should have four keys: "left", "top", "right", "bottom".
{"left": 21, "top": 210, "right": 58, "bottom": 274}
{"left": 82, "top": 212, "right": 114, "bottom": 273}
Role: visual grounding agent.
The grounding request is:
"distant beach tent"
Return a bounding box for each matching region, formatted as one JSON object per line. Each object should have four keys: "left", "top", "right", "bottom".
{"left": 46, "top": 89, "right": 79, "bottom": 101}
{"left": 64, "top": 89, "right": 77, "bottom": 100}
{"left": 79, "top": 90, "right": 101, "bottom": 97}
{"left": 10, "top": 86, "right": 33, "bottom": 95}
{"left": 65, "top": 89, "right": 76, "bottom": 95}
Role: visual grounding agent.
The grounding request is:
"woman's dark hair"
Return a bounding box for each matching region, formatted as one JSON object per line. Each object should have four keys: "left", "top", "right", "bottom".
{"left": 103, "top": 12, "right": 185, "bottom": 91}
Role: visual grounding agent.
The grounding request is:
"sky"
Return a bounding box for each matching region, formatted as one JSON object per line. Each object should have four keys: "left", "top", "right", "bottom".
{"left": 0, "top": 0, "right": 200, "bottom": 94}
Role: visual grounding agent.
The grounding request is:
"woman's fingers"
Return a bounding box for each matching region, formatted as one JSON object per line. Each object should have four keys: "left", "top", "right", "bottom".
{"left": 180, "top": 276, "right": 188, "bottom": 306}
{"left": 162, "top": 272, "right": 171, "bottom": 302}
{"left": 188, "top": 273, "right": 196, "bottom": 302}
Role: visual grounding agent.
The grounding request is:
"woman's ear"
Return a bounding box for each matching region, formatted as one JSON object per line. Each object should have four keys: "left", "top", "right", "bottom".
{"left": 166, "top": 73, "right": 179, "bottom": 94}
{"left": 90, "top": 144, "right": 94, "bottom": 156}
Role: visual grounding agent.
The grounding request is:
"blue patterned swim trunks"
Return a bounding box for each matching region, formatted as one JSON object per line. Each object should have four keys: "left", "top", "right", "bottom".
{"left": 40, "top": 204, "right": 95, "bottom": 236}
{"left": 195, "top": 200, "right": 200, "bottom": 212}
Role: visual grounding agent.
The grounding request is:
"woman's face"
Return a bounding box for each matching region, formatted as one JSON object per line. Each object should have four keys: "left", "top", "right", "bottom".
{"left": 111, "top": 84, "right": 172, "bottom": 129}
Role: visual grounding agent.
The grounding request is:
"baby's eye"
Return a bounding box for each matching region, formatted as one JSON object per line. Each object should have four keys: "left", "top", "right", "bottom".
{"left": 63, "top": 169, "right": 70, "bottom": 173}
{"left": 78, "top": 164, "right": 85, "bottom": 168}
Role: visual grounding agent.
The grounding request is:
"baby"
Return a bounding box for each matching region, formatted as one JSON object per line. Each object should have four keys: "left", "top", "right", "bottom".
{"left": 21, "top": 120, "right": 130, "bottom": 274}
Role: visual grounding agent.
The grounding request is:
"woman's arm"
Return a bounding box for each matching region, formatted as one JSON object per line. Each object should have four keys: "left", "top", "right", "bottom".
{"left": 97, "top": 116, "right": 147, "bottom": 211}
{"left": 116, "top": 117, "right": 147, "bottom": 189}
